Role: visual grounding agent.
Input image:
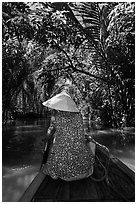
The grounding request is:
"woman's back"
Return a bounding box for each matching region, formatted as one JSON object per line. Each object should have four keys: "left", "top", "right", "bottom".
{"left": 43, "top": 111, "right": 94, "bottom": 181}
{"left": 54, "top": 111, "right": 85, "bottom": 143}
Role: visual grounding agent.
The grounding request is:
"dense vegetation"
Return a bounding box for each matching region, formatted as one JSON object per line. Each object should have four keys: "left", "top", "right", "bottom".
{"left": 2, "top": 2, "right": 135, "bottom": 128}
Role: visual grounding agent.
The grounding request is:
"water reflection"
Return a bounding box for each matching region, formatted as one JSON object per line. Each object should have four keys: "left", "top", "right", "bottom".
{"left": 91, "top": 128, "right": 135, "bottom": 171}
{"left": 2, "top": 119, "right": 47, "bottom": 201}
{"left": 2, "top": 120, "right": 135, "bottom": 202}
{"left": 2, "top": 165, "right": 38, "bottom": 202}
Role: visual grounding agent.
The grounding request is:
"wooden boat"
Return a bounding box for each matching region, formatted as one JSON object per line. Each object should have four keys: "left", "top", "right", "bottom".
{"left": 19, "top": 146, "right": 135, "bottom": 202}
{"left": 19, "top": 138, "right": 135, "bottom": 202}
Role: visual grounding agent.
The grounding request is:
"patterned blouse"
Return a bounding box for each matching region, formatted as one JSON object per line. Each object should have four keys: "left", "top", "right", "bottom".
{"left": 42, "top": 111, "right": 94, "bottom": 181}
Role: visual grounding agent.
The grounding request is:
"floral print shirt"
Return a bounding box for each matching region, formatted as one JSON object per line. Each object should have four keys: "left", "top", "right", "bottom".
{"left": 42, "top": 111, "right": 94, "bottom": 181}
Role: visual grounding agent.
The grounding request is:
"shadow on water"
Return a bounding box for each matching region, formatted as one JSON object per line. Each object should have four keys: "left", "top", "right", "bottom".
{"left": 2, "top": 120, "right": 135, "bottom": 202}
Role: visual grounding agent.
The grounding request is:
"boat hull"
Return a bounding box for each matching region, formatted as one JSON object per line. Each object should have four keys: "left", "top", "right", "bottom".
{"left": 19, "top": 144, "right": 135, "bottom": 202}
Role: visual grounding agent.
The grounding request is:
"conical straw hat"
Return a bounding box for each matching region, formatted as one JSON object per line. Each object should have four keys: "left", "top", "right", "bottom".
{"left": 42, "top": 91, "right": 79, "bottom": 112}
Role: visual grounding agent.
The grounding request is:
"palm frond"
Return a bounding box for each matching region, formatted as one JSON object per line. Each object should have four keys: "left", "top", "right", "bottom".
{"left": 69, "top": 2, "right": 101, "bottom": 43}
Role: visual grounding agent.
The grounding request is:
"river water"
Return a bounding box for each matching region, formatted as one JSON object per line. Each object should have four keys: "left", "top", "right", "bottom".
{"left": 2, "top": 119, "right": 135, "bottom": 202}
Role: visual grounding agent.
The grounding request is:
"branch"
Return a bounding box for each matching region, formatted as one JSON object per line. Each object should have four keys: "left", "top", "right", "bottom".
{"left": 49, "top": 65, "right": 72, "bottom": 72}
{"left": 53, "top": 43, "right": 110, "bottom": 83}
{"left": 54, "top": 43, "right": 75, "bottom": 70}
{"left": 74, "top": 67, "right": 109, "bottom": 83}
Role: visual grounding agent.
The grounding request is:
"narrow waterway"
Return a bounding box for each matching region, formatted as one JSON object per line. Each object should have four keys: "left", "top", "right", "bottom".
{"left": 2, "top": 119, "right": 135, "bottom": 202}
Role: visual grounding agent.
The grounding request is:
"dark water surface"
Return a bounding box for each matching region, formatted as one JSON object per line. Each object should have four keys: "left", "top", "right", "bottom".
{"left": 2, "top": 119, "right": 135, "bottom": 202}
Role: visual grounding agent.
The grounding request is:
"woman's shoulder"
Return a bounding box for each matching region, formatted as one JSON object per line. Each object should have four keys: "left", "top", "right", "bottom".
{"left": 57, "top": 110, "right": 80, "bottom": 117}
{"left": 56, "top": 111, "right": 82, "bottom": 122}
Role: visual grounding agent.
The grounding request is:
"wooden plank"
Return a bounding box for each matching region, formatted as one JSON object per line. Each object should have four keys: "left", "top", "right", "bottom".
{"left": 97, "top": 145, "right": 135, "bottom": 182}
{"left": 18, "top": 171, "right": 46, "bottom": 202}
{"left": 111, "top": 157, "right": 135, "bottom": 182}
{"left": 19, "top": 128, "right": 54, "bottom": 202}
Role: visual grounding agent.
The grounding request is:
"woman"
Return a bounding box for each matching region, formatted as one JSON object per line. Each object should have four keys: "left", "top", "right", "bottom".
{"left": 19, "top": 87, "right": 134, "bottom": 202}
{"left": 41, "top": 89, "right": 95, "bottom": 181}
{"left": 29, "top": 87, "right": 134, "bottom": 202}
